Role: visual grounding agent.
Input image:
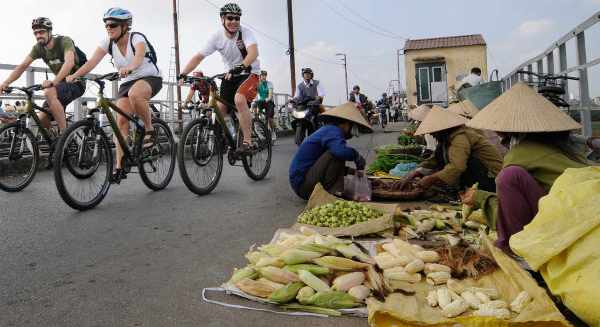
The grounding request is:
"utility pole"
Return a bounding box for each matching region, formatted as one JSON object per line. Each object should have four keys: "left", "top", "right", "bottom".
{"left": 286, "top": 0, "right": 297, "bottom": 96}
{"left": 336, "top": 53, "right": 348, "bottom": 100}
{"left": 172, "top": 0, "right": 183, "bottom": 130}
{"left": 396, "top": 49, "right": 402, "bottom": 92}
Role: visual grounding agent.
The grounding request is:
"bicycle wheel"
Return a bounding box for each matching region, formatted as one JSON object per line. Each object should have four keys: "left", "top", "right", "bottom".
{"left": 54, "top": 120, "right": 112, "bottom": 210}
{"left": 242, "top": 119, "right": 272, "bottom": 181}
{"left": 177, "top": 118, "right": 223, "bottom": 195}
{"left": 0, "top": 123, "right": 39, "bottom": 192}
{"left": 139, "top": 118, "right": 176, "bottom": 190}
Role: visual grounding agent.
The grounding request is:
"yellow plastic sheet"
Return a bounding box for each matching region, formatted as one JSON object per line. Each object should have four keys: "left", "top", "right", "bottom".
{"left": 511, "top": 166, "right": 600, "bottom": 327}
{"left": 368, "top": 236, "right": 570, "bottom": 326}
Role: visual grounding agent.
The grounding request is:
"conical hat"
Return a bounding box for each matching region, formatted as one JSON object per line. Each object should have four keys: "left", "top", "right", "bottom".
{"left": 415, "top": 106, "right": 468, "bottom": 136}
{"left": 408, "top": 104, "right": 432, "bottom": 121}
{"left": 320, "top": 102, "right": 372, "bottom": 131}
{"left": 448, "top": 100, "right": 480, "bottom": 118}
{"left": 467, "top": 83, "right": 581, "bottom": 132}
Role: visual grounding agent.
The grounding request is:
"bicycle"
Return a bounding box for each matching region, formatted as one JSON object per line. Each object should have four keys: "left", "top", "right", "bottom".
{"left": 52, "top": 72, "right": 176, "bottom": 210}
{"left": 516, "top": 70, "right": 579, "bottom": 108}
{"left": 0, "top": 84, "right": 79, "bottom": 192}
{"left": 177, "top": 73, "right": 272, "bottom": 195}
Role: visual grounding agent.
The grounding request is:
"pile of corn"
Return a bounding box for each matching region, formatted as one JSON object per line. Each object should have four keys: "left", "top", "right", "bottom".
{"left": 375, "top": 239, "right": 532, "bottom": 319}
{"left": 297, "top": 200, "right": 383, "bottom": 228}
{"left": 229, "top": 227, "right": 383, "bottom": 316}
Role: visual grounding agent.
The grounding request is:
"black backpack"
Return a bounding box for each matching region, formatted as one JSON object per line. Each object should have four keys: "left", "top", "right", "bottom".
{"left": 42, "top": 35, "right": 87, "bottom": 67}
{"left": 108, "top": 32, "right": 159, "bottom": 73}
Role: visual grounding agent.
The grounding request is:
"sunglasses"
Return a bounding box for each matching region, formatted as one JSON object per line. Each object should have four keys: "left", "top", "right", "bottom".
{"left": 105, "top": 23, "right": 120, "bottom": 29}
{"left": 225, "top": 15, "right": 240, "bottom": 21}
{"left": 33, "top": 30, "right": 47, "bottom": 35}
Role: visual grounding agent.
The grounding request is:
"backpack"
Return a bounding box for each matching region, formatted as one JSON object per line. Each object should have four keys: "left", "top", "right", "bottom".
{"left": 41, "top": 35, "right": 87, "bottom": 67}
{"left": 108, "top": 32, "right": 159, "bottom": 73}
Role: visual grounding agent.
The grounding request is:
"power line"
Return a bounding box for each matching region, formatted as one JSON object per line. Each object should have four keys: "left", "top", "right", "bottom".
{"left": 320, "top": 0, "right": 406, "bottom": 41}
{"left": 337, "top": 2, "right": 407, "bottom": 40}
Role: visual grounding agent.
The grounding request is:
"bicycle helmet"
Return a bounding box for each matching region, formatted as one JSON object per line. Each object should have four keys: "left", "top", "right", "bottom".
{"left": 103, "top": 7, "right": 133, "bottom": 26}
{"left": 302, "top": 68, "right": 314, "bottom": 78}
{"left": 32, "top": 17, "right": 53, "bottom": 31}
{"left": 220, "top": 3, "right": 242, "bottom": 17}
{"left": 260, "top": 70, "right": 268, "bottom": 76}
{"left": 353, "top": 85, "right": 360, "bottom": 91}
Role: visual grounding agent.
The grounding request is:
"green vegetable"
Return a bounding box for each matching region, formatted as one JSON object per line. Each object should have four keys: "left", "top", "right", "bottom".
{"left": 269, "top": 282, "right": 304, "bottom": 303}
{"left": 284, "top": 264, "right": 330, "bottom": 275}
{"left": 304, "top": 291, "right": 361, "bottom": 309}
{"left": 297, "top": 200, "right": 384, "bottom": 228}
{"left": 367, "top": 152, "right": 422, "bottom": 174}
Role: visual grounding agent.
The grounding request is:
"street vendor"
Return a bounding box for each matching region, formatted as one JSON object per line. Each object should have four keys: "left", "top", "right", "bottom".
{"left": 403, "top": 107, "right": 503, "bottom": 192}
{"left": 289, "top": 102, "right": 372, "bottom": 200}
{"left": 462, "top": 83, "right": 588, "bottom": 252}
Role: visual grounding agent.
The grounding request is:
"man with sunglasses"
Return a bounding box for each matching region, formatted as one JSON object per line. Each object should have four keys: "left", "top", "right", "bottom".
{"left": 180, "top": 3, "right": 261, "bottom": 154}
{"left": 0, "top": 17, "right": 86, "bottom": 132}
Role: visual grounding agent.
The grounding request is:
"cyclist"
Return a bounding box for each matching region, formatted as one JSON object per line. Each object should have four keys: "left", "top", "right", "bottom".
{"left": 0, "top": 17, "right": 87, "bottom": 132}
{"left": 183, "top": 70, "right": 210, "bottom": 108}
{"left": 66, "top": 7, "right": 163, "bottom": 178}
{"left": 256, "top": 70, "right": 276, "bottom": 141}
{"left": 179, "top": 2, "right": 261, "bottom": 154}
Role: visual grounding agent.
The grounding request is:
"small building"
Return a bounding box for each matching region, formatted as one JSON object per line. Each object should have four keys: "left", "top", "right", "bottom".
{"left": 404, "top": 34, "right": 487, "bottom": 107}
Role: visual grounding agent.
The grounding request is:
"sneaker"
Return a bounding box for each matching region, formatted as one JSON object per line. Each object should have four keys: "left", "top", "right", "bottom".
{"left": 271, "top": 132, "right": 277, "bottom": 142}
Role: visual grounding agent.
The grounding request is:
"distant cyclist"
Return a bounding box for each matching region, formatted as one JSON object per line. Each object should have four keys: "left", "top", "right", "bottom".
{"left": 256, "top": 70, "right": 276, "bottom": 141}
{"left": 67, "top": 7, "right": 163, "bottom": 179}
{"left": 0, "top": 17, "right": 87, "bottom": 132}
{"left": 179, "top": 2, "right": 261, "bottom": 154}
{"left": 183, "top": 70, "right": 210, "bottom": 108}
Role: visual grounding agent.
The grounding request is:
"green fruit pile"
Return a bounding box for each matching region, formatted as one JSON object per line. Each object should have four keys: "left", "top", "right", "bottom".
{"left": 297, "top": 200, "right": 383, "bottom": 228}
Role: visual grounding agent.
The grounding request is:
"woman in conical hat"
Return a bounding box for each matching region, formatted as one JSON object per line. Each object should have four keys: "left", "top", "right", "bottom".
{"left": 289, "top": 102, "right": 372, "bottom": 200}
{"left": 463, "top": 83, "right": 588, "bottom": 252}
{"left": 448, "top": 100, "right": 507, "bottom": 156}
{"left": 402, "top": 107, "right": 503, "bottom": 193}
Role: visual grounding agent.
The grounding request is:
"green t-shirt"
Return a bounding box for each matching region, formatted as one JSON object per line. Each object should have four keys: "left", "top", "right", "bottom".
{"left": 257, "top": 80, "right": 273, "bottom": 101}
{"left": 29, "top": 35, "right": 80, "bottom": 75}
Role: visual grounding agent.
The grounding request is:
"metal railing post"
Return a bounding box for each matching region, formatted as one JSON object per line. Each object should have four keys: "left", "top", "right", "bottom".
{"left": 576, "top": 31, "right": 592, "bottom": 137}
{"left": 546, "top": 52, "right": 555, "bottom": 74}
{"left": 26, "top": 70, "right": 34, "bottom": 86}
{"left": 527, "top": 64, "right": 534, "bottom": 83}
{"left": 558, "top": 43, "right": 569, "bottom": 100}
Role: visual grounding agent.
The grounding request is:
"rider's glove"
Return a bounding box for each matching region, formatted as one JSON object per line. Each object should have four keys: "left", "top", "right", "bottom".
{"left": 229, "top": 63, "right": 247, "bottom": 75}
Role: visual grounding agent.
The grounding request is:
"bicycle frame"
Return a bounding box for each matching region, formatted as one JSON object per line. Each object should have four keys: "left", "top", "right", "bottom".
{"left": 15, "top": 89, "right": 54, "bottom": 143}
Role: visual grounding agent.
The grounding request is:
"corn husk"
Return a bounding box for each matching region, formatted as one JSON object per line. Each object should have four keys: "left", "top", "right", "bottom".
{"left": 229, "top": 266, "right": 258, "bottom": 284}
{"left": 280, "top": 249, "right": 323, "bottom": 265}
{"left": 283, "top": 264, "right": 330, "bottom": 276}
{"left": 313, "top": 256, "right": 370, "bottom": 271}
{"left": 298, "top": 270, "right": 330, "bottom": 293}
{"left": 235, "top": 278, "right": 277, "bottom": 298}
{"left": 304, "top": 291, "right": 360, "bottom": 309}
{"left": 269, "top": 282, "right": 305, "bottom": 304}
{"left": 332, "top": 272, "right": 365, "bottom": 291}
{"left": 259, "top": 266, "right": 300, "bottom": 284}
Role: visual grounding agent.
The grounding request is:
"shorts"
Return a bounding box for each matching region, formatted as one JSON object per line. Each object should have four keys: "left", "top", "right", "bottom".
{"left": 42, "top": 81, "right": 86, "bottom": 109}
{"left": 256, "top": 99, "right": 275, "bottom": 118}
{"left": 117, "top": 76, "right": 163, "bottom": 99}
{"left": 219, "top": 74, "right": 259, "bottom": 112}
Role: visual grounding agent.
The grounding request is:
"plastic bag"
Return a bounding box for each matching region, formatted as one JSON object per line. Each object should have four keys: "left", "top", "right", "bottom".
{"left": 343, "top": 174, "right": 372, "bottom": 202}
{"left": 389, "top": 162, "right": 418, "bottom": 177}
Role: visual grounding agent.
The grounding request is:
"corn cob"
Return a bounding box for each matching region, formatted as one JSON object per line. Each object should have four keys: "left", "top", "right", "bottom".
{"left": 416, "top": 219, "right": 435, "bottom": 233}
{"left": 405, "top": 259, "right": 425, "bottom": 273}
{"left": 259, "top": 266, "right": 300, "bottom": 284}
{"left": 426, "top": 271, "right": 451, "bottom": 285}
{"left": 424, "top": 263, "right": 452, "bottom": 274}
{"left": 381, "top": 242, "right": 403, "bottom": 258}
{"left": 366, "top": 265, "right": 386, "bottom": 297}
{"left": 475, "top": 291, "right": 491, "bottom": 304}
{"left": 280, "top": 249, "right": 323, "bottom": 265}
{"left": 256, "top": 257, "right": 285, "bottom": 268}
{"left": 312, "top": 256, "right": 370, "bottom": 271}
{"left": 332, "top": 272, "right": 365, "bottom": 291}
{"left": 416, "top": 250, "right": 440, "bottom": 263}
{"left": 480, "top": 300, "right": 509, "bottom": 310}
{"left": 296, "top": 243, "right": 333, "bottom": 255}
{"left": 269, "top": 282, "right": 305, "bottom": 304}
{"left": 257, "top": 277, "right": 285, "bottom": 290}
{"left": 473, "top": 307, "right": 511, "bottom": 319}
{"left": 258, "top": 244, "right": 287, "bottom": 257}
{"left": 510, "top": 291, "right": 531, "bottom": 313}
{"left": 235, "top": 278, "right": 277, "bottom": 298}
{"left": 304, "top": 291, "right": 360, "bottom": 309}
{"left": 229, "top": 266, "right": 258, "bottom": 284}
{"left": 245, "top": 251, "right": 268, "bottom": 265}
{"left": 461, "top": 291, "right": 482, "bottom": 309}
{"left": 374, "top": 253, "right": 410, "bottom": 269}
{"left": 348, "top": 285, "right": 371, "bottom": 301}
{"left": 442, "top": 299, "right": 469, "bottom": 318}
{"left": 298, "top": 270, "right": 330, "bottom": 293}
{"left": 296, "top": 286, "right": 316, "bottom": 304}
{"left": 284, "top": 264, "right": 330, "bottom": 275}
{"left": 335, "top": 243, "right": 375, "bottom": 264}
{"left": 392, "top": 239, "right": 419, "bottom": 258}
{"left": 437, "top": 288, "right": 452, "bottom": 309}
{"left": 384, "top": 270, "right": 421, "bottom": 283}
{"left": 426, "top": 290, "right": 438, "bottom": 307}
{"left": 447, "top": 279, "right": 465, "bottom": 294}
{"left": 467, "top": 287, "right": 499, "bottom": 299}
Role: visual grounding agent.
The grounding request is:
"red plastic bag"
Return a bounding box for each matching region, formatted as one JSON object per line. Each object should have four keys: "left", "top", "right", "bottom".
{"left": 343, "top": 174, "right": 372, "bottom": 202}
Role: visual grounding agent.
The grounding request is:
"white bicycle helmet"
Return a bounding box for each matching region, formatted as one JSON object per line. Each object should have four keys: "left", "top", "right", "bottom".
{"left": 103, "top": 7, "right": 133, "bottom": 26}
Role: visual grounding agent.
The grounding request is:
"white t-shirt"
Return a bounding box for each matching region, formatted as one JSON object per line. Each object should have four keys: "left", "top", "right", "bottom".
{"left": 199, "top": 26, "right": 260, "bottom": 74}
{"left": 100, "top": 32, "right": 162, "bottom": 83}
{"left": 462, "top": 73, "right": 483, "bottom": 87}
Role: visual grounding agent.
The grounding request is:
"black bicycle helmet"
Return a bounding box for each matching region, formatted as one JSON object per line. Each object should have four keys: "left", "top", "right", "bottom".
{"left": 353, "top": 85, "right": 360, "bottom": 91}
{"left": 32, "top": 17, "right": 52, "bottom": 30}
{"left": 302, "top": 67, "right": 313, "bottom": 76}
{"left": 220, "top": 3, "right": 242, "bottom": 16}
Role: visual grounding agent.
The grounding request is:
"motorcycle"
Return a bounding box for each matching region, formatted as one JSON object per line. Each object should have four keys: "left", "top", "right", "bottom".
{"left": 290, "top": 98, "right": 322, "bottom": 145}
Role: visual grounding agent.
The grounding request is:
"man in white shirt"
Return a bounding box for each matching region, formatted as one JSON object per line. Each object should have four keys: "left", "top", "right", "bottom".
{"left": 180, "top": 3, "right": 260, "bottom": 154}
{"left": 461, "top": 67, "right": 484, "bottom": 87}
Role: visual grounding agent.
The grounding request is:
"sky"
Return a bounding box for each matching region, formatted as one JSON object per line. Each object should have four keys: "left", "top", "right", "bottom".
{"left": 1, "top": 0, "right": 599, "bottom": 105}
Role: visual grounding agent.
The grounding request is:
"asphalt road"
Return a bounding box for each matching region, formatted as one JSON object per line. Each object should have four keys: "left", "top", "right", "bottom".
{"left": 0, "top": 127, "right": 401, "bottom": 327}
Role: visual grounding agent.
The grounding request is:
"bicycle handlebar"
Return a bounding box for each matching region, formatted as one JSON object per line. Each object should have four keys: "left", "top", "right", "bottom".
{"left": 179, "top": 72, "right": 249, "bottom": 86}
{"left": 516, "top": 70, "right": 579, "bottom": 81}
{"left": 2, "top": 84, "right": 45, "bottom": 97}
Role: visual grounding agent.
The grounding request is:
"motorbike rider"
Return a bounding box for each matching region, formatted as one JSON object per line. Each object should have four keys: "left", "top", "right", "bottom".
{"left": 349, "top": 85, "right": 367, "bottom": 107}
{"left": 291, "top": 67, "right": 325, "bottom": 113}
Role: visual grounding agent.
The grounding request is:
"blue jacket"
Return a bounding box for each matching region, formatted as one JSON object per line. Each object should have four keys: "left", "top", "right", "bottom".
{"left": 289, "top": 125, "right": 358, "bottom": 191}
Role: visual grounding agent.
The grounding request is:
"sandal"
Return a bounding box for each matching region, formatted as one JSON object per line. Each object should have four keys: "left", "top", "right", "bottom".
{"left": 236, "top": 141, "right": 256, "bottom": 155}
{"left": 111, "top": 168, "right": 127, "bottom": 182}
{"left": 143, "top": 130, "right": 156, "bottom": 149}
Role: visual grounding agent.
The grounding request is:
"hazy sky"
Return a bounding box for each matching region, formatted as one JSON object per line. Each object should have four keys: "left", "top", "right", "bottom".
{"left": 1, "top": 0, "right": 599, "bottom": 105}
